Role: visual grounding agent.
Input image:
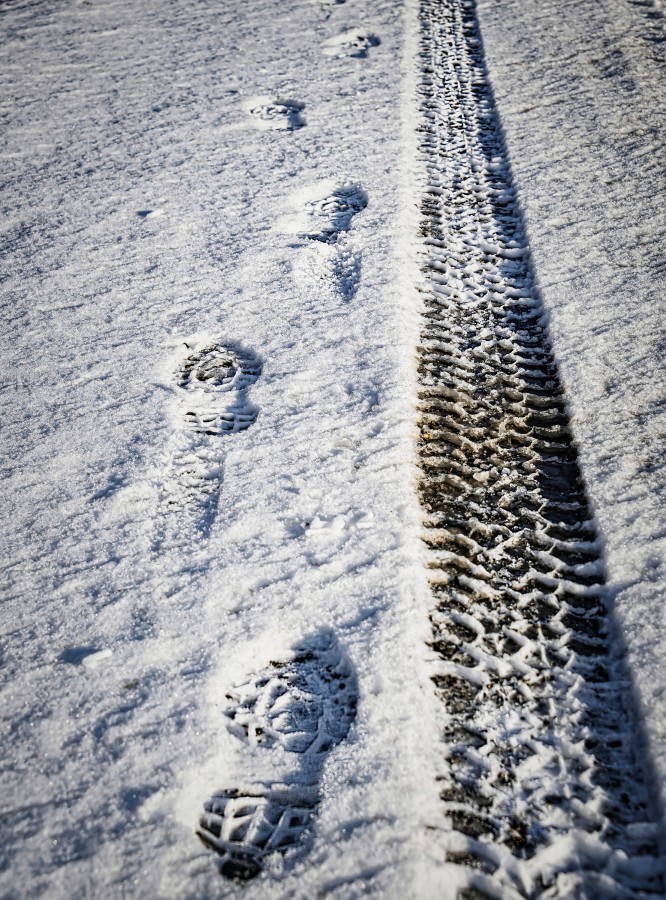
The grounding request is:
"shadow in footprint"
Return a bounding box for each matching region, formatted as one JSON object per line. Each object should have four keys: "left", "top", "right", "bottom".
{"left": 302, "top": 184, "right": 367, "bottom": 244}
{"left": 155, "top": 342, "right": 262, "bottom": 546}
{"left": 59, "top": 647, "right": 103, "bottom": 666}
{"left": 198, "top": 628, "right": 358, "bottom": 880}
{"left": 245, "top": 97, "right": 306, "bottom": 132}
{"left": 322, "top": 30, "right": 381, "bottom": 58}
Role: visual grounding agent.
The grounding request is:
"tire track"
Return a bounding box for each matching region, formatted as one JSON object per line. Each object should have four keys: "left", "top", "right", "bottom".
{"left": 415, "top": 0, "right": 663, "bottom": 895}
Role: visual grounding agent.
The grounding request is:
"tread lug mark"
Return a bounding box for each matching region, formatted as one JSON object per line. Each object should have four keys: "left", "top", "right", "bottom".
{"left": 198, "top": 629, "right": 358, "bottom": 879}
{"left": 415, "top": 0, "right": 663, "bottom": 895}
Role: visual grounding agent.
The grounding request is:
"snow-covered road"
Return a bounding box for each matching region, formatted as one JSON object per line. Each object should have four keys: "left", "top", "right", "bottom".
{"left": 476, "top": 0, "right": 666, "bottom": 836}
{"left": 0, "top": 0, "right": 439, "bottom": 895}
{"left": 1, "top": 0, "right": 665, "bottom": 896}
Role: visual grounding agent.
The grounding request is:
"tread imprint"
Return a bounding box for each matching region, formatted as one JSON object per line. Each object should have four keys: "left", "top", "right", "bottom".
{"left": 302, "top": 184, "right": 368, "bottom": 244}
{"left": 154, "top": 343, "right": 261, "bottom": 545}
{"left": 198, "top": 629, "right": 357, "bottom": 881}
{"left": 415, "top": 1, "right": 663, "bottom": 896}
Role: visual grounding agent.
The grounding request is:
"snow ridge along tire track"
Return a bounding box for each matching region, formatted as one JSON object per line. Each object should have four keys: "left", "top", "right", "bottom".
{"left": 198, "top": 629, "right": 357, "bottom": 881}
{"left": 415, "top": 0, "right": 663, "bottom": 895}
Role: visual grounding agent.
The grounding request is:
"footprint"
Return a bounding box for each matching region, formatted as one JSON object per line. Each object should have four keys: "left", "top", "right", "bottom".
{"left": 331, "top": 245, "right": 362, "bottom": 302}
{"left": 177, "top": 342, "right": 261, "bottom": 436}
{"left": 155, "top": 342, "right": 261, "bottom": 545}
{"left": 198, "top": 629, "right": 358, "bottom": 880}
{"left": 301, "top": 183, "right": 368, "bottom": 244}
{"left": 321, "top": 30, "right": 380, "bottom": 58}
{"left": 278, "top": 182, "right": 367, "bottom": 303}
{"left": 244, "top": 96, "right": 306, "bottom": 131}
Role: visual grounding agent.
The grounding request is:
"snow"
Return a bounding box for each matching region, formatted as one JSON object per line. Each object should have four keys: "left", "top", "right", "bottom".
{"left": 0, "top": 0, "right": 443, "bottom": 896}
{"left": 476, "top": 0, "right": 666, "bottom": 827}
{"left": 1, "top": 0, "right": 665, "bottom": 894}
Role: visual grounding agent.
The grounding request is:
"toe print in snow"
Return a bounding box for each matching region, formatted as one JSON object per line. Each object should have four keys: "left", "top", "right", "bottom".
{"left": 198, "top": 629, "right": 358, "bottom": 881}
{"left": 301, "top": 184, "right": 367, "bottom": 244}
{"left": 177, "top": 343, "right": 261, "bottom": 436}
{"left": 321, "top": 30, "right": 380, "bottom": 58}
{"left": 244, "top": 96, "right": 305, "bottom": 131}
{"left": 155, "top": 342, "right": 261, "bottom": 545}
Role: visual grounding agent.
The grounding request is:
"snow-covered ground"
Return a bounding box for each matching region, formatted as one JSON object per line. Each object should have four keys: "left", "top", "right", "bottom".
{"left": 477, "top": 0, "right": 666, "bottom": 833}
{"left": 1, "top": 0, "right": 665, "bottom": 896}
{"left": 0, "top": 0, "right": 443, "bottom": 896}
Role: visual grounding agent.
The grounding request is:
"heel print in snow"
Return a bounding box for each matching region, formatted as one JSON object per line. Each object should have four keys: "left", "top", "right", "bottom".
{"left": 244, "top": 96, "right": 305, "bottom": 131}
{"left": 156, "top": 342, "right": 261, "bottom": 545}
{"left": 330, "top": 245, "right": 362, "bottom": 302}
{"left": 416, "top": 0, "right": 663, "bottom": 896}
{"left": 198, "top": 629, "right": 357, "bottom": 880}
{"left": 289, "top": 182, "right": 367, "bottom": 303}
